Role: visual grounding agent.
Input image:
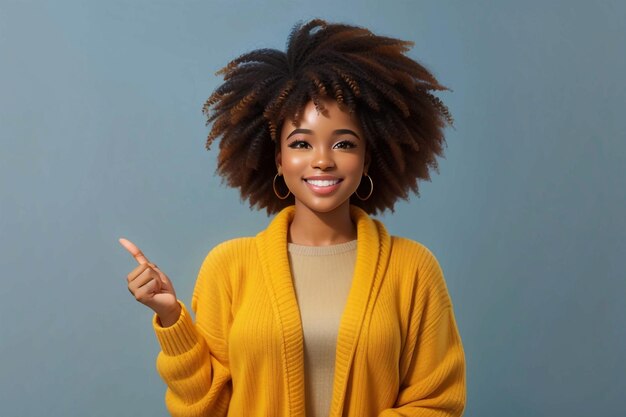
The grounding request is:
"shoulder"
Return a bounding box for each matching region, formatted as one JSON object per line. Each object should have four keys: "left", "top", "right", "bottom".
{"left": 389, "top": 235, "right": 442, "bottom": 270}
{"left": 193, "top": 237, "right": 257, "bottom": 297}
{"left": 389, "top": 236, "right": 451, "bottom": 306}
{"left": 207, "top": 236, "right": 256, "bottom": 257}
{"left": 198, "top": 237, "right": 257, "bottom": 273}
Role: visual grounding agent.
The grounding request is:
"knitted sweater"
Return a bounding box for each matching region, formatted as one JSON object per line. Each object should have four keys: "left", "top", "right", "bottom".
{"left": 152, "top": 205, "right": 466, "bottom": 417}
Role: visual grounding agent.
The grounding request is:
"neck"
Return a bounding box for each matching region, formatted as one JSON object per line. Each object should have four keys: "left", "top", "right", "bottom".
{"left": 289, "top": 201, "right": 356, "bottom": 246}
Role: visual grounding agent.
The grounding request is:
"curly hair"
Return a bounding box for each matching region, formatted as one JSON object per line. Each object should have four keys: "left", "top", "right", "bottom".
{"left": 202, "top": 18, "right": 453, "bottom": 215}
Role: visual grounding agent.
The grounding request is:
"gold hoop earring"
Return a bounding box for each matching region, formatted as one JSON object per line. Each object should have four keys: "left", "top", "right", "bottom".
{"left": 355, "top": 174, "right": 373, "bottom": 201}
{"left": 273, "top": 173, "right": 291, "bottom": 200}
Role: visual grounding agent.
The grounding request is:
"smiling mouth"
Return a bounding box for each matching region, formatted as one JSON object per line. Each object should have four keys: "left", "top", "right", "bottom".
{"left": 304, "top": 179, "right": 342, "bottom": 187}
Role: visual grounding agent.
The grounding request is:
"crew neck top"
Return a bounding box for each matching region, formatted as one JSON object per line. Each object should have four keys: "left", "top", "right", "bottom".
{"left": 287, "top": 240, "right": 357, "bottom": 417}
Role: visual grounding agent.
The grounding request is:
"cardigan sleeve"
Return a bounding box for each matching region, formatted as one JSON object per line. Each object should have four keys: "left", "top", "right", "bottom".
{"left": 379, "top": 246, "right": 466, "bottom": 417}
{"left": 152, "top": 243, "right": 234, "bottom": 417}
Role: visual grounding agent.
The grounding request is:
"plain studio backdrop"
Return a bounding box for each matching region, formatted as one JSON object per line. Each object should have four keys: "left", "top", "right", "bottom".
{"left": 1, "top": 1, "right": 624, "bottom": 416}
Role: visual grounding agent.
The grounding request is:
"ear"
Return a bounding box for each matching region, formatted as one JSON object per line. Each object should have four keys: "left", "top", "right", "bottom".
{"left": 275, "top": 148, "right": 282, "bottom": 174}
{"left": 364, "top": 151, "right": 371, "bottom": 175}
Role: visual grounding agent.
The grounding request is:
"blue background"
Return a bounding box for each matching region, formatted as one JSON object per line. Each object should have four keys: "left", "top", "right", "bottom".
{"left": 1, "top": 1, "right": 624, "bottom": 416}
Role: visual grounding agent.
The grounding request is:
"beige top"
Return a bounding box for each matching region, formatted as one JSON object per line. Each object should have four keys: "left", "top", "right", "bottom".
{"left": 287, "top": 240, "right": 357, "bottom": 417}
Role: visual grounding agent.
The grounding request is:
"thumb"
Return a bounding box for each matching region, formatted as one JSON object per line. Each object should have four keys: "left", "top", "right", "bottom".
{"left": 118, "top": 237, "right": 150, "bottom": 265}
{"left": 148, "top": 262, "right": 171, "bottom": 286}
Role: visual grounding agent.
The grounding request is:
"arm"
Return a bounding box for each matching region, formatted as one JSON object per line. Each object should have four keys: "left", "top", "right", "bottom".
{"left": 152, "top": 247, "right": 233, "bottom": 417}
{"left": 379, "top": 249, "right": 466, "bottom": 417}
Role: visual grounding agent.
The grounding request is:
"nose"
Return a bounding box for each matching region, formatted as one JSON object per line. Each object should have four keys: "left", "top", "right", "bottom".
{"left": 312, "top": 149, "right": 335, "bottom": 170}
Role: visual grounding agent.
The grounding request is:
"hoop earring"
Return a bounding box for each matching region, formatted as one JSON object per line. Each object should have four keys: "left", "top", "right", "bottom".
{"left": 273, "top": 173, "right": 291, "bottom": 200}
{"left": 355, "top": 174, "right": 373, "bottom": 201}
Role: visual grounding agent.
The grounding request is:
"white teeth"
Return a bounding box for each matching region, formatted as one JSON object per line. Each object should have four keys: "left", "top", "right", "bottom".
{"left": 306, "top": 179, "right": 339, "bottom": 187}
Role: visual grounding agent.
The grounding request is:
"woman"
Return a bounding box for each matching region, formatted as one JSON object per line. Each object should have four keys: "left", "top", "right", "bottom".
{"left": 120, "top": 19, "right": 465, "bottom": 417}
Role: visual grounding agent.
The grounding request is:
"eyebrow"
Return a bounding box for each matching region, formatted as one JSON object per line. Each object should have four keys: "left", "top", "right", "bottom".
{"left": 286, "top": 128, "right": 361, "bottom": 140}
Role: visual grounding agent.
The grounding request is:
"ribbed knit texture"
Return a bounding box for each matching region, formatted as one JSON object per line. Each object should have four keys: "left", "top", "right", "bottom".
{"left": 152, "top": 205, "right": 466, "bottom": 417}
{"left": 288, "top": 240, "right": 357, "bottom": 417}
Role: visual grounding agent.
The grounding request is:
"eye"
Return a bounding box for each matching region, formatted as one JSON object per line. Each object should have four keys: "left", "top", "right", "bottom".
{"left": 287, "top": 140, "right": 311, "bottom": 149}
{"left": 334, "top": 139, "right": 357, "bottom": 149}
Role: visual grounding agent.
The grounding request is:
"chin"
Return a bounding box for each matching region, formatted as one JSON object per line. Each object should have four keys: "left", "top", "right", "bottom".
{"left": 295, "top": 197, "right": 352, "bottom": 214}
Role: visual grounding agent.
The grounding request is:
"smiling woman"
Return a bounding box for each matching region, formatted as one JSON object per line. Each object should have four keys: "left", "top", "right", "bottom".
{"left": 121, "top": 18, "right": 465, "bottom": 417}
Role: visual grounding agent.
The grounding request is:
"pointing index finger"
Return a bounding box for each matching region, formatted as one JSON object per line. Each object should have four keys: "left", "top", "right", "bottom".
{"left": 118, "top": 237, "right": 150, "bottom": 265}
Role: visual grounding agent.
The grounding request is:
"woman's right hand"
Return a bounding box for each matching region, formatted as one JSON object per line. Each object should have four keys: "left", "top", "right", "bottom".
{"left": 119, "top": 237, "right": 181, "bottom": 327}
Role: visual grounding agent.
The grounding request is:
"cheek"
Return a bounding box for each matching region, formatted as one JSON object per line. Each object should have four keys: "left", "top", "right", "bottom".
{"left": 344, "top": 154, "right": 366, "bottom": 177}
{"left": 280, "top": 151, "right": 307, "bottom": 178}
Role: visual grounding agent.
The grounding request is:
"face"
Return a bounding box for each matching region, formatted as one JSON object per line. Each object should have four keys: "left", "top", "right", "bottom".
{"left": 276, "top": 99, "right": 369, "bottom": 215}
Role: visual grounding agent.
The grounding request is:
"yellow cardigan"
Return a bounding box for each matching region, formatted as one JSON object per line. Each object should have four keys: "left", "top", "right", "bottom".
{"left": 152, "top": 205, "right": 466, "bottom": 417}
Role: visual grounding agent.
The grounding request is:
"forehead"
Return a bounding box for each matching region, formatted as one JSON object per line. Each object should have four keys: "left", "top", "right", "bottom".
{"left": 280, "top": 99, "right": 362, "bottom": 138}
